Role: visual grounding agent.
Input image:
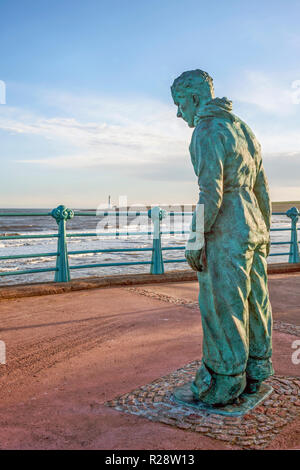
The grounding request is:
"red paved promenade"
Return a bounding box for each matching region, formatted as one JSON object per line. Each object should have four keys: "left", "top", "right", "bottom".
{"left": 0, "top": 272, "right": 299, "bottom": 450}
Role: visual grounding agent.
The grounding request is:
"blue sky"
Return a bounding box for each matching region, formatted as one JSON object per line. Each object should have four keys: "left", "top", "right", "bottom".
{"left": 0, "top": 0, "right": 300, "bottom": 207}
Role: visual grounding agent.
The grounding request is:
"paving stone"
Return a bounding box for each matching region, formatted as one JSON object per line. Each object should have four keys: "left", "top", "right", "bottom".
{"left": 195, "top": 426, "right": 210, "bottom": 432}
{"left": 105, "top": 360, "right": 300, "bottom": 450}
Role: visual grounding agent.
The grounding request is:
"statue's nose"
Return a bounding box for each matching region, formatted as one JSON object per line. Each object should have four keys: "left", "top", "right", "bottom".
{"left": 177, "top": 109, "right": 182, "bottom": 118}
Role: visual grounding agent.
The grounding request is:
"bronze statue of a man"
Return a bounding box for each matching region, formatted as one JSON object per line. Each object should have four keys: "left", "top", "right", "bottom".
{"left": 171, "top": 70, "right": 274, "bottom": 405}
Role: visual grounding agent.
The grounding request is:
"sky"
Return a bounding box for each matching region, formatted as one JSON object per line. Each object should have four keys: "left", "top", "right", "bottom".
{"left": 0, "top": 0, "right": 300, "bottom": 208}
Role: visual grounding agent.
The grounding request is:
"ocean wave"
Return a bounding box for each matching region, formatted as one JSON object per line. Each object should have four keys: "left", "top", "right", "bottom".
{"left": 0, "top": 214, "right": 292, "bottom": 285}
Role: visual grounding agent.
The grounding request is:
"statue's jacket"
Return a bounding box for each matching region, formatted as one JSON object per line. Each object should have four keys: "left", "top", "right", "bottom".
{"left": 190, "top": 97, "right": 271, "bottom": 248}
{"left": 189, "top": 97, "right": 273, "bottom": 400}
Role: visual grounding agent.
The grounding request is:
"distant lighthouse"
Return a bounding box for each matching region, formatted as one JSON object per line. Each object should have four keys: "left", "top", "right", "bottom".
{"left": 108, "top": 195, "right": 111, "bottom": 208}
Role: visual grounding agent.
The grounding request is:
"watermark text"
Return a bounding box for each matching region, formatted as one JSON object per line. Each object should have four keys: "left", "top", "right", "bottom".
{"left": 0, "top": 80, "right": 6, "bottom": 104}
{"left": 291, "top": 339, "right": 300, "bottom": 365}
{"left": 0, "top": 340, "right": 6, "bottom": 364}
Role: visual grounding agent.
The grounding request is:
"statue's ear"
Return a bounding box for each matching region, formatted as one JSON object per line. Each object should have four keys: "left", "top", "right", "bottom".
{"left": 192, "top": 94, "right": 200, "bottom": 107}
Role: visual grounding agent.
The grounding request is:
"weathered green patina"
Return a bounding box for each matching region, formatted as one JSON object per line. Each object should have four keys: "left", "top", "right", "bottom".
{"left": 51, "top": 205, "right": 74, "bottom": 282}
{"left": 171, "top": 70, "right": 274, "bottom": 406}
{"left": 173, "top": 381, "right": 273, "bottom": 417}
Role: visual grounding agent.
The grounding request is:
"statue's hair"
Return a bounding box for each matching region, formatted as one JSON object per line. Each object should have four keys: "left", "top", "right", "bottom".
{"left": 171, "top": 69, "right": 214, "bottom": 98}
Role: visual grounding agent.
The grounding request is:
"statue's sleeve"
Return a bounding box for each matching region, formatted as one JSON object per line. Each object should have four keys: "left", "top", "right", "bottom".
{"left": 253, "top": 160, "right": 271, "bottom": 231}
{"left": 192, "top": 131, "right": 225, "bottom": 234}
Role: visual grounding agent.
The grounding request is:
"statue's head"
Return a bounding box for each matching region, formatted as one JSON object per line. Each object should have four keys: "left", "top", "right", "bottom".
{"left": 171, "top": 69, "right": 215, "bottom": 127}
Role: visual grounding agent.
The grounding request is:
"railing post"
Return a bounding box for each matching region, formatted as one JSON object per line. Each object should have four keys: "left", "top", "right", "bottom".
{"left": 51, "top": 205, "right": 74, "bottom": 282}
{"left": 286, "top": 207, "right": 300, "bottom": 263}
{"left": 148, "top": 206, "right": 166, "bottom": 274}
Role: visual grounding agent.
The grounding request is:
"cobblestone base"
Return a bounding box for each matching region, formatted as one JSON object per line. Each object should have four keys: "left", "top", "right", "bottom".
{"left": 106, "top": 361, "right": 300, "bottom": 449}
{"left": 126, "top": 287, "right": 300, "bottom": 337}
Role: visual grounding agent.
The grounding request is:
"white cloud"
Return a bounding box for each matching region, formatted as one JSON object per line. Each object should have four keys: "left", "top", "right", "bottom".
{"left": 230, "top": 70, "right": 300, "bottom": 116}
{"left": 258, "top": 130, "right": 300, "bottom": 154}
{"left": 1, "top": 84, "right": 299, "bottom": 180}
{"left": 0, "top": 95, "right": 192, "bottom": 169}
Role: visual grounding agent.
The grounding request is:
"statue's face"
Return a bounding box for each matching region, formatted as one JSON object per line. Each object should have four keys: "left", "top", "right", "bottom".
{"left": 172, "top": 89, "right": 198, "bottom": 128}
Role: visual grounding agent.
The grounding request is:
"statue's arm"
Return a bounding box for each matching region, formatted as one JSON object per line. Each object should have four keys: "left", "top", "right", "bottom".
{"left": 186, "top": 130, "right": 225, "bottom": 272}
{"left": 253, "top": 160, "right": 271, "bottom": 232}
{"left": 192, "top": 131, "right": 225, "bottom": 233}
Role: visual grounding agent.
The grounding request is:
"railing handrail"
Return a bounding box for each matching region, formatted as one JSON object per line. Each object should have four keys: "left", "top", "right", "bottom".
{"left": 1, "top": 205, "right": 299, "bottom": 281}
{"left": 0, "top": 210, "right": 291, "bottom": 217}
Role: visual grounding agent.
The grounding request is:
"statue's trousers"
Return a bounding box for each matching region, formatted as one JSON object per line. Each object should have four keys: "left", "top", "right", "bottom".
{"left": 197, "top": 234, "right": 273, "bottom": 382}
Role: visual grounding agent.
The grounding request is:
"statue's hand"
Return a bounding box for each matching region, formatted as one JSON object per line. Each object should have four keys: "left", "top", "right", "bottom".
{"left": 185, "top": 249, "right": 204, "bottom": 272}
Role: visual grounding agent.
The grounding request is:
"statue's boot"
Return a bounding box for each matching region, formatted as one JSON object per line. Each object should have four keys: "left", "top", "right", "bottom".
{"left": 244, "top": 378, "right": 261, "bottom": 394}
{"left": 191, "top": 362, "right": 246, "bottom": 406}
{"left": 244, "top": 357, "right": 274, "bottom": 394}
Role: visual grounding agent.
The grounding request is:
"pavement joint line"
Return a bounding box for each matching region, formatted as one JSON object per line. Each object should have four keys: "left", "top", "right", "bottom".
{"left": 126, "top": 287, "right": 300, "bottom": 337}
{"left": 0, "top": 263, "right": 300, "bottom": 300}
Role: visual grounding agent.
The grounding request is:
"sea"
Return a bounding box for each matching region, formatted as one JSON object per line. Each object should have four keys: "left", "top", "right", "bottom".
{"left": 0, "top": 209, "right": 292, "bottom": 286}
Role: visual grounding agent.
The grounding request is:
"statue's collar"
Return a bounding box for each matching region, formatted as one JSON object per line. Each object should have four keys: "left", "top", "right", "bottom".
{"left": 194, "top": 97, "right": 233, "bottom": 126}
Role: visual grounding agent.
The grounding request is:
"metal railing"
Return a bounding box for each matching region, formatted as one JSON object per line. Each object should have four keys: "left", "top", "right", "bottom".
{"left": 0, "top": 205, "right": 299, "bottom": 283}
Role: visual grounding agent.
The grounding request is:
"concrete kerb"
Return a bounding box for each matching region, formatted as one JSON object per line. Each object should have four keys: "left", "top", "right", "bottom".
{"left": 0, "top": 263, "right": 300, "bottom": 301}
